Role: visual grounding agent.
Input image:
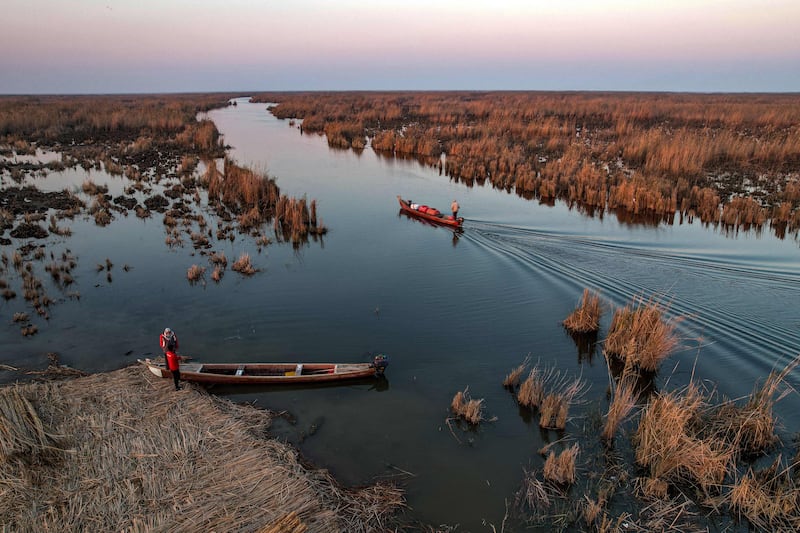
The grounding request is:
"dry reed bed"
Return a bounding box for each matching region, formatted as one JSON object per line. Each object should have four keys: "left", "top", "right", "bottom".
{"left": 509, "top": 296, "right": 800, "bottom": 530}
{"left": 510, "top": 356, "right": 800, "bottom": 531}
{"left": 252, "top": 91, "right": 800, "bottom": 235}
{"left": 0, "top": 366, "right": 403, "bottom": 532}
{"left": 603, "top": 295, "right": 680, "bottom": 373}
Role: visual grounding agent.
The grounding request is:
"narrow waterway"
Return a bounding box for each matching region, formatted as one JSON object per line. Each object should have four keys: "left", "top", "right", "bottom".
{"left": 3, "top": 98, "right": 799, "bottom": 530}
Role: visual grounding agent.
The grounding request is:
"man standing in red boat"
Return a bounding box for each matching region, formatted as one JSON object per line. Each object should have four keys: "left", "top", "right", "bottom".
{"left": 159, "top": 327, "right": 181, "bottom": 390}
{"left": 451, "top": 199, "right": 460, "bottom": 219}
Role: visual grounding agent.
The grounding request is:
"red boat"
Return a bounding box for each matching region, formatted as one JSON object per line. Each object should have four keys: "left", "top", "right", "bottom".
{"left": 397, "top": 196, "right": 464, "bottom": 228}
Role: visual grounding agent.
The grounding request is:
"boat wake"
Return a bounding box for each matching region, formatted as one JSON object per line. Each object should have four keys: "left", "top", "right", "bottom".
{"left": 461, "top": 220, "right": 800, "bottom": 386}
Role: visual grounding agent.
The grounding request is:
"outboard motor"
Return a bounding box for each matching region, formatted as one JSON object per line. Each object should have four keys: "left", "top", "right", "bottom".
{"left": 372, "top": 354, "right": 389, "bottom": 375}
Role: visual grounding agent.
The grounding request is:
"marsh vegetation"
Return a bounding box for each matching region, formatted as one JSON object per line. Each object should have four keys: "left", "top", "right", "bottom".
{"left": 0, "top": 94, "right": 327, "bottom": 335}
{"left": 503, "top": 291, "right": 800, "bottom": 531}
{"left": 253, "top": 91, "right": 800, "bottom": 239}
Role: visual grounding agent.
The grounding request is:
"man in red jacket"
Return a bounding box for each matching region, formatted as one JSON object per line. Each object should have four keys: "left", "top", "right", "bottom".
{"left": 159, "top": 328, "right": 181, "bottom": 390}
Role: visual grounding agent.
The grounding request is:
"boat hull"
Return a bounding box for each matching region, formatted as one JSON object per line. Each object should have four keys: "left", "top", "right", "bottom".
{"left": 138, "top": 359, "right": 381, "bottom": 385}
{"left": 397, "top": 196, "right": 463, "bottom": 228}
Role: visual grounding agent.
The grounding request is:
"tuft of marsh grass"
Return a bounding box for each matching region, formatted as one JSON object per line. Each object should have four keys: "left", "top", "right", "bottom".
{"left": 728, "top": 456, "right": 800, "bottom": 532}
{"left": 635, "top": 382, "right": 733, "bottom": 492}
{"left": 232, "top": 253, "right": 257, "bottom": 275}
{"left": 517, "top": 367, "right": 546, "bottom": 409}
{"left": 450, "top": 387, "right": 486, "bottom": 425}
{"left": 601, "top": 368, "right": 640, "bottom": 443}
{"left": 604, "top": 294, "right": 680, "bottom": 373}
{"left": 187, "top": 264, "right": 205, "bottom": 283}
{"left": 503, "top": 356, "right": 530, "bottom": 389}
{"left": 710, "top": 353, "right": 800, "bottom": 457}
{"left": 543, "top": 443, "right": 580, "bottom": 485}
{"left": 563, "top": 288, "right": 603, "bottom": 334}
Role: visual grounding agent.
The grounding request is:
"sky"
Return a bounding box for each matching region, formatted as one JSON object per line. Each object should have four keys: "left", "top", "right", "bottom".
{"left": 2, "top": 0, "right": 799, "bottom": 94}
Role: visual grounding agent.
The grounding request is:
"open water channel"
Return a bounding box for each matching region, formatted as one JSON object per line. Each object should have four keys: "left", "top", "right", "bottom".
{"left": 3, "top": 98, "right": 800, "bottom": 530}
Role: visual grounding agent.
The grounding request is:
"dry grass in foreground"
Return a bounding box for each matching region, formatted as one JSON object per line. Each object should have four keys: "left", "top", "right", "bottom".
{"left": 0, "top": 366, "right": 404, "bottom": 532}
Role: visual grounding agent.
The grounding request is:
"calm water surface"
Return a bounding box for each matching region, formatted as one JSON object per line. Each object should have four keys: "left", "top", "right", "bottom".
{"left": 3, "top": 99, "right": 800, "bottom": 530}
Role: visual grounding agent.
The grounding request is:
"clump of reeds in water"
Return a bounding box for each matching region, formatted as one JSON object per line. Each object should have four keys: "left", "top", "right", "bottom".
{"left": 542, "top": 443, "right": 580, "bottom": 485}
{"left": 540, "top": 380, "right": 586, "bottom": 430}
{"left": 601, "top": 367, "right": 640, "bottom": 443}
{"left": 186, "top": 264, "right": 205, "bottom": 283}
{"left": 563, "top": 288, "right": 603, "bottom": 333}
{"left": 503, "top": 355, "right": 530, "bottom": 389}
{"left": 710, "top": 353, "right": 800, "bottom": 456}
{"left": 511, "top": 362, "right": 588, "bottom": 430}
{"left": 232, "top": 253, "right": 257, "bottom": 275}
{"left": 634, "top": 382, "right": 733, "bottom": 492}
{"left": 604, "top": 295, "right": 680, "bottom": 372}
{"left": 450, "top": 387, "right": 486, "bottom": 425}
{"left": 517, "top": 366, "right": 546, "bottom": 409}
{"left": 273, "top": 195, "right": 327, "bottom": 246}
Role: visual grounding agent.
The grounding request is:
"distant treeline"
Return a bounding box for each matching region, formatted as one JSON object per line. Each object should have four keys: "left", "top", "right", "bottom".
{"left": 251, "top": 91, "right": 800, "bottom": 235}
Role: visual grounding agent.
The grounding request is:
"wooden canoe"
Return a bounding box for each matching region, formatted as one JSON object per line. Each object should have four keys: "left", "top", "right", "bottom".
{"left": 397, "top": 196, "right": 463, "bottom": 228}
{"left": 138, "top": 355, "right": 387, "bottom": 385}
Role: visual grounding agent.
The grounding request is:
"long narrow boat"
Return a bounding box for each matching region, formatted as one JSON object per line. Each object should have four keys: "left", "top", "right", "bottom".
{"left": 397, "top": 196, "right": 464, "bottom": 228}
{"left": 138, "top": 354, "right": 388, "bottom": 385}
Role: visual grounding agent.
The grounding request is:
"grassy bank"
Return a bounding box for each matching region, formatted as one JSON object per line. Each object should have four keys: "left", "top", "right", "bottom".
{"left": 0, "top": 365, "right": 403, "bottom": 532}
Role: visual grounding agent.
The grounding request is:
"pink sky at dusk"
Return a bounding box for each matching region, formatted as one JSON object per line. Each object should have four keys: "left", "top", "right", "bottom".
{"left": 2, "top": 0, "right": 799, "bottom": 93}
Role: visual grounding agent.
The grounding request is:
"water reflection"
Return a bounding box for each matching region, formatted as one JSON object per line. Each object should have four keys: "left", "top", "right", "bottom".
{"left": 566, "top": 329, "right": 599, "bottom": 364}
{"left": 208, "top": 375, "right": 389, "bottom": 396}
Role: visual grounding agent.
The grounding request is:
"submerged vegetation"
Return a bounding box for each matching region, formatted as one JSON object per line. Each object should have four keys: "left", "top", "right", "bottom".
{"left": 252, "top": 91, "right": 800, "bottom": 238}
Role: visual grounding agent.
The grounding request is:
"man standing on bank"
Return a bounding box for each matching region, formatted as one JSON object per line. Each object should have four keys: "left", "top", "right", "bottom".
{"left": 159, "top": 327, "right": 181, "bottom": 390}
{"left": 451, "top": 199, "right": 460, "bottom": 219}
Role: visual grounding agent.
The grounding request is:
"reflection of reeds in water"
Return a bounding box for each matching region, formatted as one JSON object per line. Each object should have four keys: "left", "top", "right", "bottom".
{"left": 563, "top": 288, "right": 602, "bottom": 334}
